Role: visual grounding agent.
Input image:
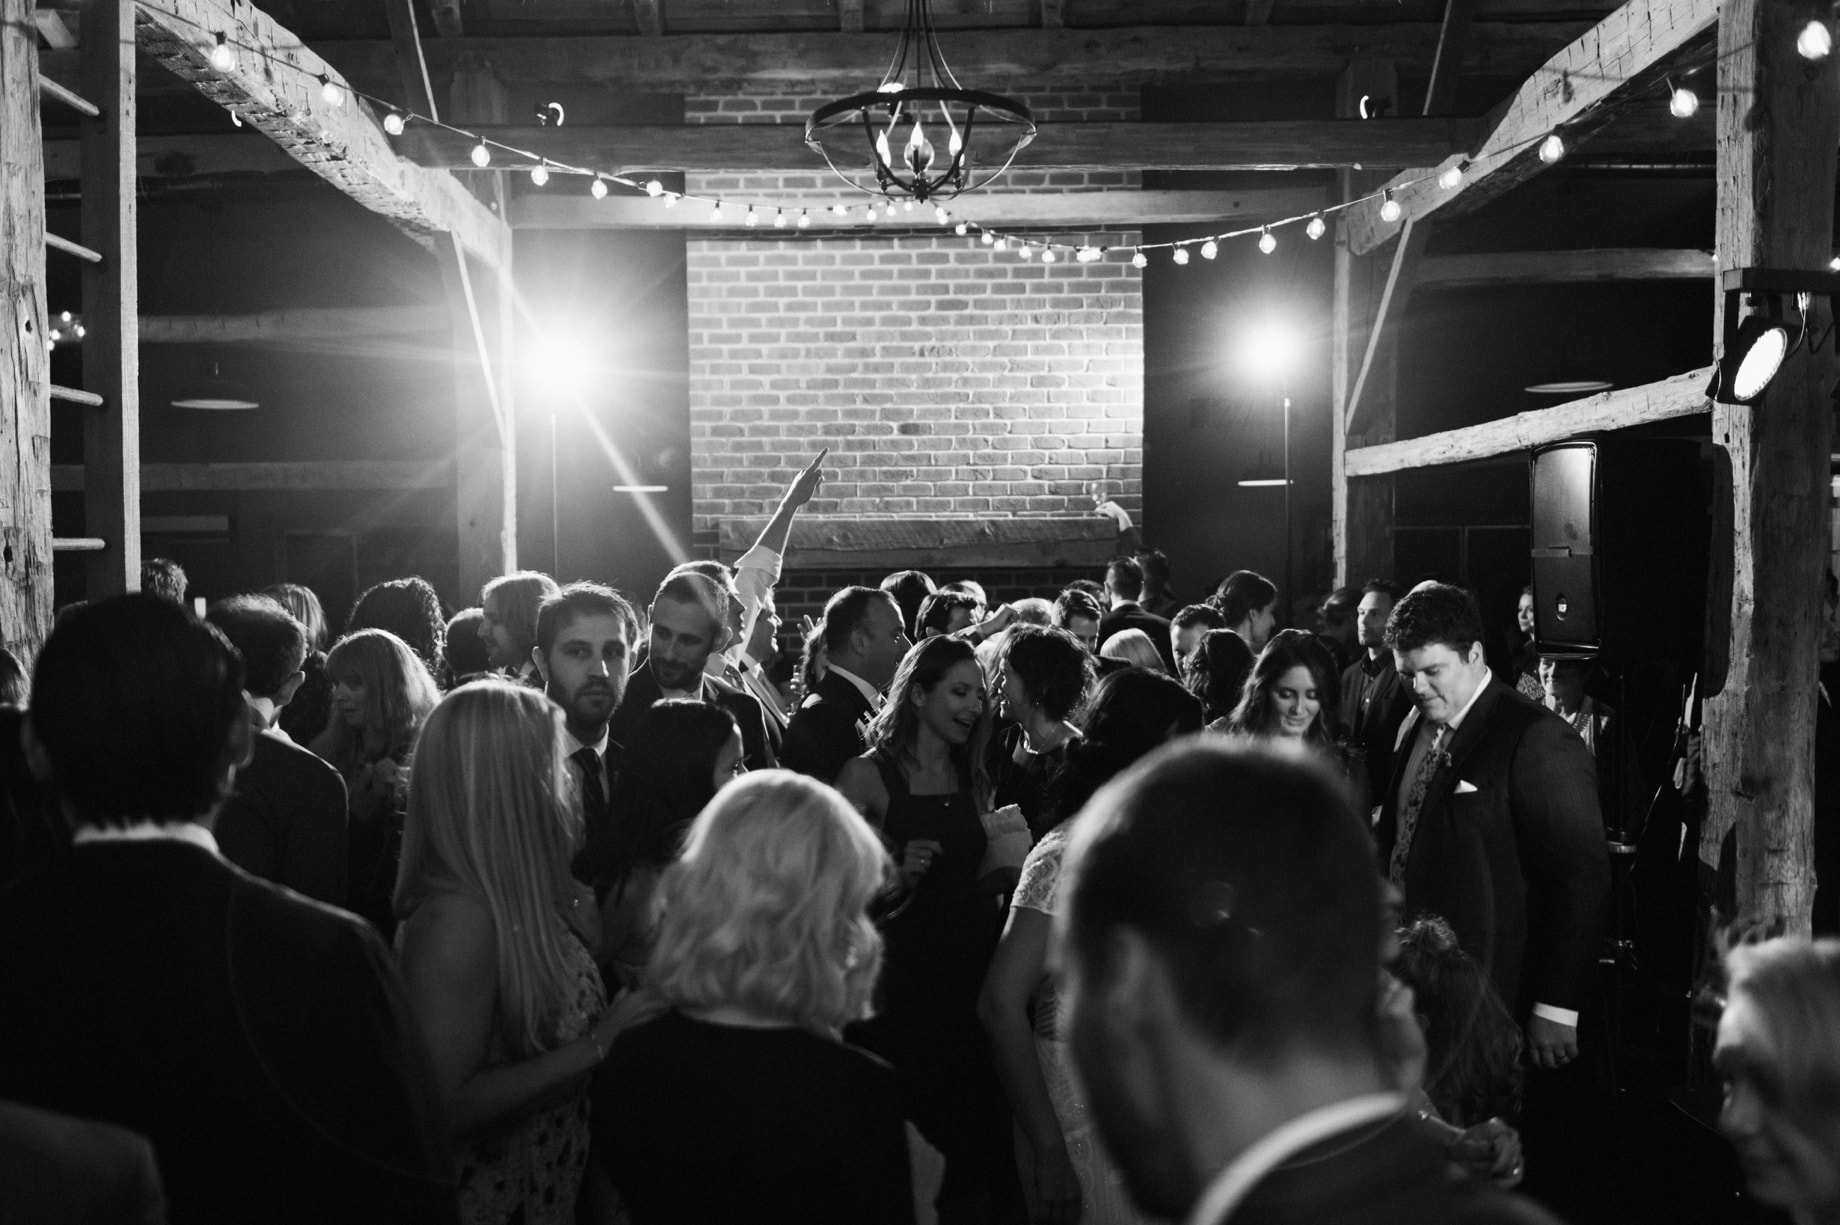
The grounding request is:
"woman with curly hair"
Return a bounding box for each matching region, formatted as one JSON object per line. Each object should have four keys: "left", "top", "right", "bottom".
{"left": 990, "top": 626, "right": 1094, "bottom": 839}
{"left": 591, "top": 770, "right": 910, "bottom": 1224}
{"left": 394, "top": 681, "right": 617, "bottom": 1225}
{"left": 348, "top": 576, "right": 447, "bottom": 676}
{"left": 311, "top": 628, "right": 440, "bottom": 938}
{"left": 836, "top": 635, "right": 1014, "bottom": 1222}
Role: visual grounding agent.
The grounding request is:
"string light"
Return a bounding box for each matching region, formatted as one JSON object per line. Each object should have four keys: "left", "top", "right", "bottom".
{"left": 1077, "top": 246, "right": 1101, "bottom": 262}
{"left": 1379, "top": 189, "right": 1402, "bottom": 223}
{"left": 662, "top": 192, "right": 678, "bottom": 209}
{"left": 773, "top": 208, "right": 788, "bottom": 227}
{"left": 710, "top": 200, "right": 725, "bottom": 221}
{"left": 209, "top": 31, "right": 234, "bottom": 71}
{"left": 590, "top": 176, "right": 608, "bottom": 199}
{"left": 319, "top": 74, "right": 341, "bottom": 107}
{"left": 745, "top": 206, "right": 759, "bottom": 226}
{"left": 1669, "top": 80, "right": 1699, "bottom": 118}
{"left": 1200, "top": 239, "right": 1219, "bottom": 260}
{"left": 981, "top": 231, "right": 996, "bottom": 245}
{"left": 1539, "top": 133, "right": 1566, "bottom": 164}
{"left": 1306, "top": 214, "right": 1327, "bottom": 241}
{"left": 797, "top": 209, "right": 812, "bottom": 228}
{"left": 1258, "top": 227, "right": 1276, "bottom": 254}
{"left": 1018, "top": 244, "right": 1034, "bottom": 260}
{"left": 1800, "top": 17, "right": 1833, "bottom": 59}
{"left": 1173, "top": 247, "right": 1190, "bottom": 265}
{"left": 1437, "top": 160, "right": 1466, "bottom": 190}
{"left": 470, "top": 141, "right": 491, "bottom": 168}
{"left": 954, "top": 222, "right": 969, "bottom": 236}
{"left": 382, "top": 110, "right": 405, "bottom": 136}
{"left": 1131, "top": 251, "right": 1148, "bottom": 269}
{"left": 645, "top": 179, "right": 664, "bottom": 197}
{"left": 529, "top": 162, "right": 549, "bottom": 186}
{"left": 934, "top": 206, "right": 949, "bottom": 225}
{"left": 1041, "top": 248, "right": 1057, "bottom": 263}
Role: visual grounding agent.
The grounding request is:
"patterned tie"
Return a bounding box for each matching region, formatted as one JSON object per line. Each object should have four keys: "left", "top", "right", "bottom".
{"left": 1388, "top": 724, "right": 1447, "bottom": 886}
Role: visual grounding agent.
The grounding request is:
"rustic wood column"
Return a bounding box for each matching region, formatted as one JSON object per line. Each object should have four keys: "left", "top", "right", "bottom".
{"left": 1700, "top": 0, "right": 1840, "bottom": 933}
{"left": 1333, "top": 58, "right": 1398, "bottom": 586}
{"left": 0, "top": 0, "right": 54, "bottom": 654}
{"left": 80, "top": 0, "right": 140, "bottom": 598}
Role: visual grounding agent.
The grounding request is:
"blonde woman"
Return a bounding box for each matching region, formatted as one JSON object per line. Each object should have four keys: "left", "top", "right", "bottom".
{"left": 310, "top": 628, "right": 440, "bottom": 937}
{"left": 592, "top": 770, "right": 913, "bottom": 1224}
{"left": 394, "top": 681, "right": 616, "bottom": 1225}
{"left": 1096, "top": 627, "right": 1166, "bottom": 674}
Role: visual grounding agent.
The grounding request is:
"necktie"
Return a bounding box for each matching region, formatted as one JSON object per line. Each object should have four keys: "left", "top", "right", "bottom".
{"left": 570, "top": 746, "right": 611, "bottom": 887}
{"left": 1388, "top": 724, "right": 1447, "bottom": 886}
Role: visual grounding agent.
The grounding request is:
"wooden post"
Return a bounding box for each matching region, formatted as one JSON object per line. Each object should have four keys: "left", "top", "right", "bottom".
{"left": 0, "top": 0, "right": 54, "bottom": 655}
{"left": 80, "top": 0, "right": 140, "bottom": 598}
{"left": 1700, "top": 0, "right": 1840, "bottom": 934}
{"left": 1333, "top": 58, "right": 1398, "bottom": 586}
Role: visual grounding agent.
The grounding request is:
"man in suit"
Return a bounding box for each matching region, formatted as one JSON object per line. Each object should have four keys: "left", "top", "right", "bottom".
{"left": 532, "top": 582, "right": 639, "bottom": 884}
{"left": 1376, "top": 583, "right": 1609, "bottom": 1069}
{"left": 732, "top": 599, "right": 791, "bottom": 738}
{"left": 1097, "top": 556, "right": 1177, "bottom": 671}
{"left": 1340, "top": 580, "right": 1413, "bottom": 805}
{"left": 207, "top": 594, "right": 349, "bottom": 907}
{"left": 0, "top": 595, "right": 457, "bottom": 1224}
{"left": 606, "top": 571, "right": 777, "bottom": 772}
{"left": 1060, "top": 739, "right": 1556, "bottom": 1225}
{"left": 781, "top": 586, "right": 910, "bottom": 783}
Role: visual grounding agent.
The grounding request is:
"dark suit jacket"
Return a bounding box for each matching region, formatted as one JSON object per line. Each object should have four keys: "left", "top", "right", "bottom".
{"left": 781, "top": 671, "right": 877, "bottom": 785}
{"left": 1098, "top": 603, "right": 1177, "bottom": 671}
{"left": 607, "top": 665, "right": 778, "bottom": 773}
{"left": 0, "top": 1101, "right": 166, "bottom": 1225}
{"left": 1224, "top": 1112, "right": 1559, "bottom": 1225}
{"left": 1375, "top": 680, "right": 1610, "bottom": 1015}
{"left": 215, "top": 728, "right": 350, "bottom": 907}
{"left": 1341, "top": 653, "right": 1414, "bottom": 806}
{"left": 0, "top": 841, "right": 458, "bottom": 1225}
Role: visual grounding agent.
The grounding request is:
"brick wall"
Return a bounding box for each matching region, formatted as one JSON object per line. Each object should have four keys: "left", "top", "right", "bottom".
{"left": 683, "top": 85, "right": 1147, "bottom": 542}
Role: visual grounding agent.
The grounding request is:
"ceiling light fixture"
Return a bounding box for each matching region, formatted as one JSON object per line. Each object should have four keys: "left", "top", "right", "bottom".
{"left": 805, "top": 0, "right": 1035, "bottom": 203}
{"left": 172, "top": 362, "right": 259, "bottom": 411}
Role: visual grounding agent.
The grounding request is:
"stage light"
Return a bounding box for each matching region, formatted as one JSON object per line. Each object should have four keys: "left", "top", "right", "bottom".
{"left": 1713, "top": 315, "right": 1796, "bottom": 404}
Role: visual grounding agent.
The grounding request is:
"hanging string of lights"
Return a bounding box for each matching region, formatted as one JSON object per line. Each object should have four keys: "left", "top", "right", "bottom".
{"left": 152, "top": 4, "right": 1796, "bottom": 269}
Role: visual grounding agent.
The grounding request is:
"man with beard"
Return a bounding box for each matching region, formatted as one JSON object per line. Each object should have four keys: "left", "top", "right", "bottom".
{"left": 532, "top": 583, "right": 639, "bottom": 885}
{"left": 605, "top": 572, "right": 776, "bottom": 774}
{"left": 1057, "top": 739, "right": 1555, "bottom": 1225}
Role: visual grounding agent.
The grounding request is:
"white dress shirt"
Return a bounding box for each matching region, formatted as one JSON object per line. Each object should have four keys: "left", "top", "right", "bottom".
{"left": 73, "top": 821, "right": 220, "bottom": 855}
{"left": 823, "top": 662, "right": 883, "bottom": 712}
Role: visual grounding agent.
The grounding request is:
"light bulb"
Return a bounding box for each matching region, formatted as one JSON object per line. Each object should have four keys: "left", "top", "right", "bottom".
{"left": 1200, "top": 239, "right": 1218, "bottom": 260}
{"left": 646, "top": 179, "right": 664, "bottom": 197}
{"left": 1800, "top": 18, "right": 1833, "bottom": 59}
{"left": 797, "top": 210, "right": 812, "bottom": 228}
{"left": 830, "top": 204, "right": 848, "bottom": 216}
{"left": 320, "top": 75, "right": 342, "bottom": 107}
{"left": 875, "top": 130, "right": 893, "bottom": 167}
{"left": 1306, "top": 214, "right": 1327, "bottom": 241}
{"left": 906, "top": 119, "right": 934, "bottom": 174}
{"left": 662, "top": 193, "right": 678, "bottom": 209}
{"left": 209, "top": 33, "right": 234, "bottom": 72}
{"left": 710, "top": 201, "right": 725, "bottom": 221}
{"left": 60, "top": 311, "right": 70, "bottom": 323}
{"left": 1379, "top": 190, "right": 1402, "bottom": 223}
{"left": 590, "top": 176, "right": 608, "bottom": 199}
{"left": 1042, "top": 249, "right": 1058, "bottom": 264}
{"left": 903, "top": 200, "right": 915, "bottom": 212}
{"left": 470, "top": 141, "right": 491, "bottom": 168}
{"left": 382, "top": 111, "right": 405, "bottom": 136}
{"left": 948, "top": 129, "right": 963, "bottom": 158}
{"left": 1077, "top": 246, "right": 1100, "bottom": 262}
{"left": 1173, "top": 247, "right": 1190, "bottom": 265}
{"left": 744, "top": 207, "right": 758, "bottom": 226}
{"left": 994, "top": 237, "right": 1008, "bottom": 250}
{"left": 1258, "top": 228, "right": 1276, "bottom": 254}
{"left": 1018, "top": 245, "right": 1034, "bottom": 260}
{"left": 1539, "top": 133, "right": 1565, "bottom": 164}
{"left": 982, "top": 232, "right": 996, "bottom": 246}
{"left": 954, "top": 222, "right": 969, "bottom": 236}
{"left": 74, "top": 324, "right": 85, "bottom": 338}
{"left": 1131, "top": 251, "right": 1148, "bottom": 269}
{"left": 1438, "top": 162, "right": 1463, "bottom": 189}
{"left": 1670, "top": 86, "right": 1700, "bottom": 118}
{"left": 935, "top": 206, "right": 949, "bottom": 225}
{"left": 773, "top": 209, "right": 787, "bottom": 227}
{"left": 529, "top": 163, "right": 549, "bottom": 186}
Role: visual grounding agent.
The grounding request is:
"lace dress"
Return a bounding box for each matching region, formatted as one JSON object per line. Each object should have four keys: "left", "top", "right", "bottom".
{"left": 457, "top": 932, "right": 607, "bottom": 1225}
{"left": 1012, "top": 824, "right": 1151, "bottom": 1225}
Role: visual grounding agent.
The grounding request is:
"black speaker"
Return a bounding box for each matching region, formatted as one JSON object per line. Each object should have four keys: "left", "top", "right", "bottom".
{"left": 1529, "top": 438, "right": 1708, "bottom": 662}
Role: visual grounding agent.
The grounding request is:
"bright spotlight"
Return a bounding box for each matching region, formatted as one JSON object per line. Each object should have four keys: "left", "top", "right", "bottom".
{"left": 1238, "top": 322, "right": 1303, "bottom": 384}
{"left": 525, "top": 330, "right": 601, "bottom": 399}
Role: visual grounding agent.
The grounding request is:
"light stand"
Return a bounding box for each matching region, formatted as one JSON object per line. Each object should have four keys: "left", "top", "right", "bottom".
{"left": 1282, "top": 389, "right": 1293, "bottom": 621}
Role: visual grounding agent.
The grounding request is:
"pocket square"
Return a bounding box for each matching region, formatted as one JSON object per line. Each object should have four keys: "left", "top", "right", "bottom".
{"left": 1454, "top": 780, "right": 1480, "bottom": 795}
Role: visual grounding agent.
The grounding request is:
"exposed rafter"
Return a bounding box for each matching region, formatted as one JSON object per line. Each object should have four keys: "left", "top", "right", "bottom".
{"left": 1416, "top": 247, "right": 1714, "bottom": 288}
{"left": 1341, "top": 0, "right": 1718, "bottom": 255}
{"left": 132, "top": 0, "right": 510, "bottom": 269}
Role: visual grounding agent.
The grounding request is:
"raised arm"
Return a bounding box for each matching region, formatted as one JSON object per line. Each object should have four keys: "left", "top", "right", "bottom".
{"left": 755, "top": 448, "right": 828, "bottom": 559}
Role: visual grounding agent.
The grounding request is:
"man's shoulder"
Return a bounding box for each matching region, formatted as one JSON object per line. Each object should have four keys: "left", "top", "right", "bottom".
{"left": 252, "top": 728, "right": 344, "bottom": 785}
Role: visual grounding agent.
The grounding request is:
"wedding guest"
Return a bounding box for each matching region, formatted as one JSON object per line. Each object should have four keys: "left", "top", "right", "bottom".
{"left": 919, "top": 589, "right": 980, "bottom": 639}
{"left": 943, "top": 579, "right": 990, "bottom": 623}
{"left": 1052, "top": 587, "right": 1105, "bottom": 655}
{"left": 1505, "top": 585, "right": 1544, "bottom": 701}
{"left": 1214, "top": 569, "right": 1278, "bottom": 652}
{"left": 1220, "top": 629, "right": 1345, "bottom": 754}
{"left": 783, "top": 587, "right": 909, "bottom": 784}
{"left": 1098, "top": 557, "right": 1175, "bottom": 671}
{"left": 479, "top": 572, "right": 560, "bottom": 684}
{"left": 141, "top": 557, "right": 187, "bottom": 605}
{"left": 350, "top": 577, "right": 447, "bottom": 674}
{"left": 836, "top": 636, "right": 1017, "bottom": 1222}
{"left": 882, "top": 569, "right": 937, "bottom": 641}
{"left": 593, "top": 771, "right": 913, "bottom": 1225}
{"left": 311, "top": 628, "right": 440, "bottom": 939}
{"left": 394, "top": 681, "right": 617, "bottom": 1225}
{"left": 1716, "top": 936, "right": 1840, "bottom": 1225}
{"left": 1170, "top": 603, "right": 1227, "bottom": 678}
{"left": 441, "top": 608, "right": 492, "bottom": 689}
{"left": 1098, "top": 626, "right": 1167, "bottom": 674}
{"left": 990, "top": 626, "right": 1095, "bottom": 839}
{"left": 1135, "top": 547, "right": 1177, "bottom": 618}
{"left": 1185, "top": 628, "right": 1254, "bottom": 726}
{"left": 265, "top": 581, "right": 332, "bottom": 744}
{"left": 1392, "top": 915, "right": 1526, "bottom": 1130}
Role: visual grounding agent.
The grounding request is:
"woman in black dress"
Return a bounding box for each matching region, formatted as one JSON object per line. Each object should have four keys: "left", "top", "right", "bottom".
{"left": 988, "top": 626, "right": 1094, "bottom": 840}
{"left": 836, "top": 635, "right": 1017, "bottom": 1224}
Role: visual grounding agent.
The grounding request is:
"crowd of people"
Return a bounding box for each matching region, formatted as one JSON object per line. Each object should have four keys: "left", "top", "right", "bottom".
{"left": 2, "top": 456, "right": 1838, "bottom": 1225}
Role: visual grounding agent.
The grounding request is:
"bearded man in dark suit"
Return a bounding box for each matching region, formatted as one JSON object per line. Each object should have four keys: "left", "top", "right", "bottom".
{"left": 0, "top": 595, "right": 456, "bottom": 1225}
{"left": 1060, "top": 739, "right": 1558, "bottom": 1225}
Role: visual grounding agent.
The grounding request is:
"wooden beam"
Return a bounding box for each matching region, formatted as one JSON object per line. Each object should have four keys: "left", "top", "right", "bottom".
{"left": 42, "top": 132, "right": 303, "bottom": 180}
{"left": 2, "top": 0, "right": 54, "bottom": 655}
{"left": 139, "top": 305, "right": 447, "bottom": 343}
{"left": 634, "top": 0, "right": 663, "bottom": 36}
{"left": 838, "top": 0, "right": 863, "bottom": 34}
{"left": 1342, "top": 0, "right": 1718, "bottom": 255}
{"left": 300, "top": 22, "right": 1596, "bottom": 93}
{"left": 132, "top": 0, "right": 510, "bottom": 271}
{"left": 515, "top": 186, "right": 1329, "bottom": 229}
{"left": 32, "top": 8, "right": 77, "bottom": 49}
{"left": 1416, "top": 246, "right": 1713, "bottom": 289}
{"left": 1043, "top": 0, "right": 1068, "bottom": 27}
{"left": 82, "top": 0, "right": 139, "bottom": 598}
{"left": 1343, "top": 216, "right": 1427, "bottom": 440}
{"left": 1244, "top": 0, "right": 1277, "bottom": 24}
{"left": 401, "top": 117, "right": 1478, "bottom": 173}
{"left": 51, "top": 460, "right": 452, "bottom": 493}
{"left": 1700, "top": 0, "right": 1840, "bottom": 934}
{"left": 1344, "top": 366, "right": 1712, "bottom": 476}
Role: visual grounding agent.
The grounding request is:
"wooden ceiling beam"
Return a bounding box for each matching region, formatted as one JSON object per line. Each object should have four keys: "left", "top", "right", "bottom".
{"left": 513, "top": 185, "right": 1330, "bottom": 229}
{"left": 1416, "top": 246, "right": 1714, "bottom": 288}
{"left": 838, "top": 0, "right": 864, "bottom": 34}
{"left": 396, "top": 117, "right": 1477, "bottom": 172}
{"left": 139, "top": 304, "right": 447, "bottom": 343}
{"left": 128, "top": 0, "right": 509, "bottom": 269}
{"left": 634, "top": 0, "right": 663, "bottom": 36}
{"left": 1341, "top": 0, "right": 1718, "bottom": 254}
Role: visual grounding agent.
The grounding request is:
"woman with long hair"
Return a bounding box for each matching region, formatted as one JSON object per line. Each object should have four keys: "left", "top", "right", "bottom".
{"left": 311, "top": 628, "right": 440, "bottom": 938}
{"left": 348, "top": 576, "right": 447, "bottom": 675}
{"left": 592, "top": 771, "right": 913, "bottom": 1224}
{"left": 1096, "top": 626, "right": 1166, "bottom": 674}
{"left": 1185, "top": 627, "right": 1254, "bottom": 725}
{"left": 980, "top": 667, "right": 1202, "bottom": 1225}
{"left": 265, "top": 581, "right": 332, "bottom": 744}
{"left": 990, "top": 626, "right": 1094, "bottom": 839}
{"left": 394, "top": 681, "right": 617, "bottom": 1225}
{"left": 1221, "top": 628, "right": 1345, "bottom": 754}
{"left": 592, "top": 698, "right": 744, "bottom": 990}
{"left": 835, "top": 635, "right": 1014, "bottom": 1223}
